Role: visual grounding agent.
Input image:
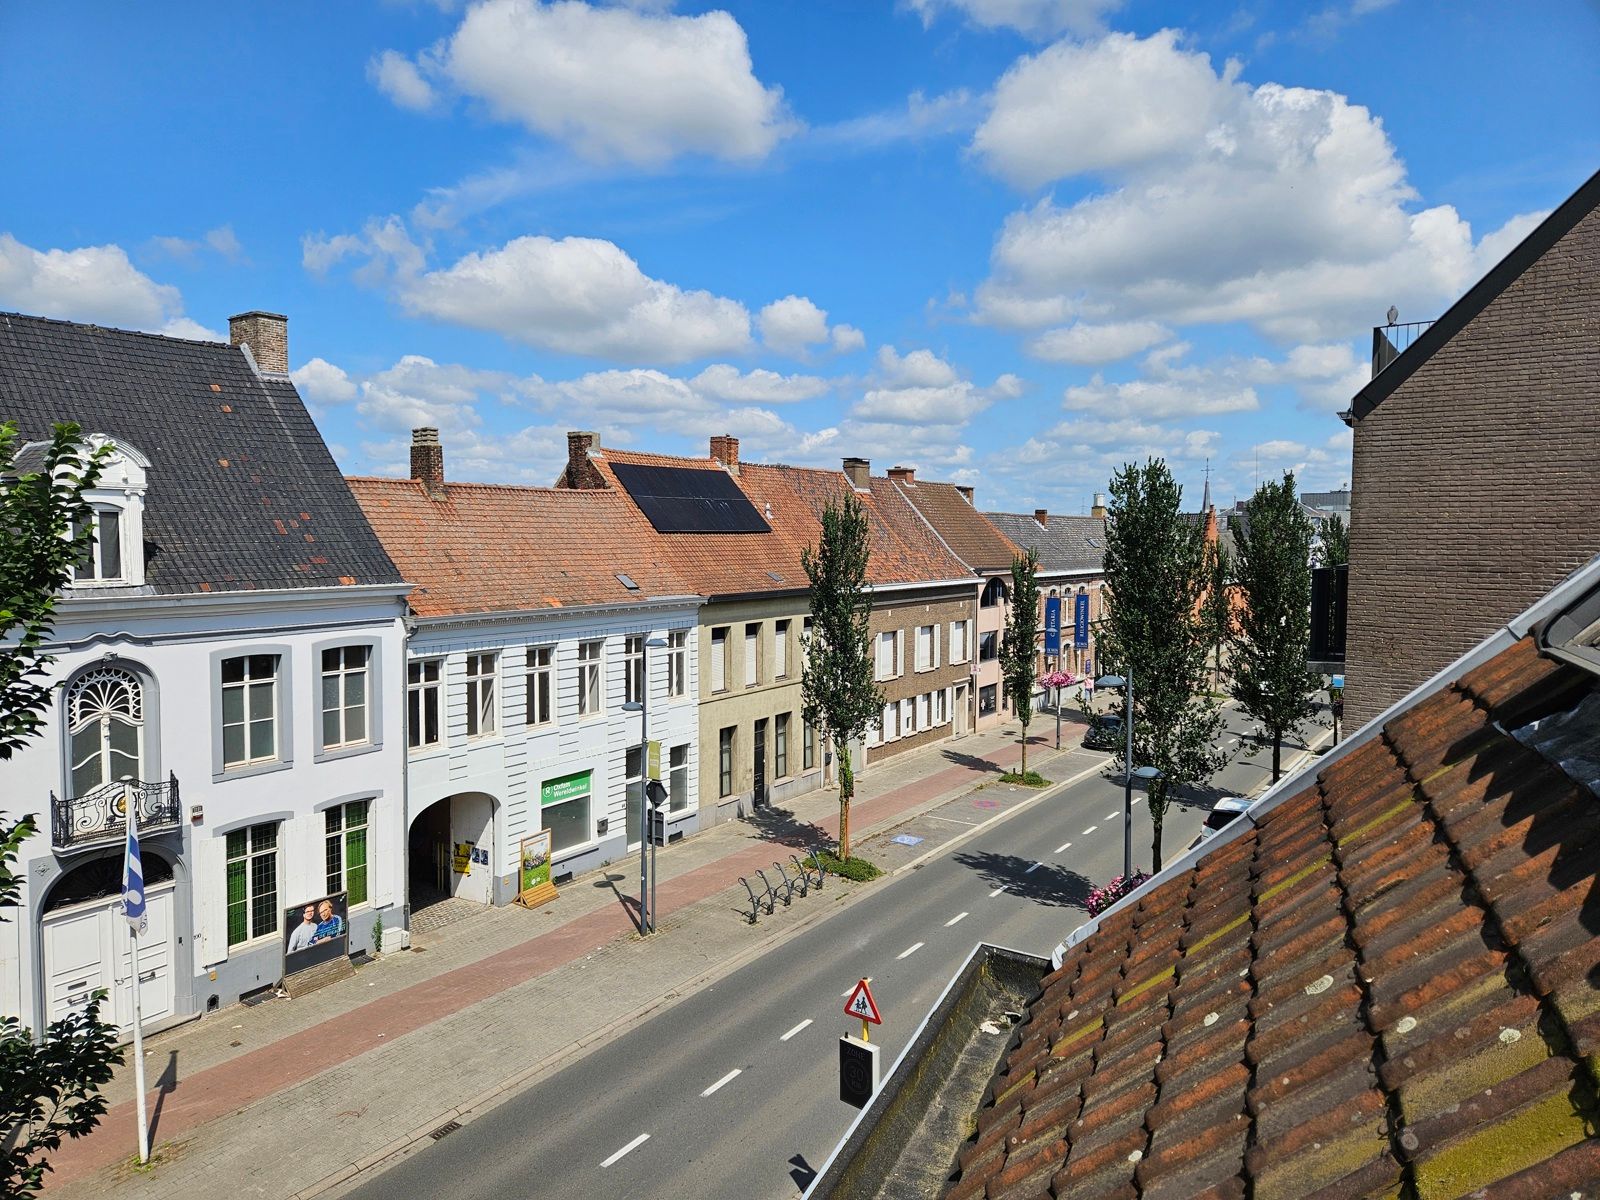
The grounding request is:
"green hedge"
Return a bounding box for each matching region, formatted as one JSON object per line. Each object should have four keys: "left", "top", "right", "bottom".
{"left": 817, "top": 850, "right": 884, "bottom": 881}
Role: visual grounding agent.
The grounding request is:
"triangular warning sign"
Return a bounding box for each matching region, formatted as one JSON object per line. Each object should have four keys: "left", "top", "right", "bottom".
{"left": 843, "top": 978, "right": 882, "bottom": 1025}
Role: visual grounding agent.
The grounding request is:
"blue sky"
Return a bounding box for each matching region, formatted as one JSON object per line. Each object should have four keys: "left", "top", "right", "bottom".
{"left": 3, "top": 1, "right": 1596, "bottom": 514}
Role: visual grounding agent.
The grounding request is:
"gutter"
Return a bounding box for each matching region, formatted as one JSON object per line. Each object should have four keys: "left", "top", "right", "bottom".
{"left": 409, "top": 594, "right": 704, "bottom": 631}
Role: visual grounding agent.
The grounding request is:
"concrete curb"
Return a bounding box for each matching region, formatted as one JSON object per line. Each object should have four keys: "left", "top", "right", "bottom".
{"left": 293, "top": 743, "right": 1095, "bottom": 1199}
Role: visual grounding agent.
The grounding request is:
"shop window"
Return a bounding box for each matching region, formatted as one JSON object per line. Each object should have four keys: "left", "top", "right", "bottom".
{"left": 979, "top": 684, "right": 998, "bottom": 715}
{"left": 541, "top": 772, "right": 592, "bottom": 854}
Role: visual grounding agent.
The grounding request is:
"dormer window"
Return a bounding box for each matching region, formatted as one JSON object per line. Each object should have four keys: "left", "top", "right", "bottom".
{"left": 65, "top": 434, "right": 150, "bottom": 589}
{"left": 74, "top": 507, "right": 124, "bottom": 582}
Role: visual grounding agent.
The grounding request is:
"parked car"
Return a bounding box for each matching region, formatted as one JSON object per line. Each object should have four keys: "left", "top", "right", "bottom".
{"left": 1189, "top": 796, "right": 1250, "bottom": 849}
{"left": 1082, "top": 714, "right": 1122, "bottom": 751}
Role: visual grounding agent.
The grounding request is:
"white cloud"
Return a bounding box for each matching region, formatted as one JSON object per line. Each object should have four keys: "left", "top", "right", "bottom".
{"left": 1063, "top": 375, "right": 1259, "bottom": 420}
{"left": 810, "top": 88, "right": 980, "bottom": 149}
{"left": 368, "top": 49, "right": 439, "bottom": 112}
{"left": 158, "top": 317, "right": 224, "bottom": 342}
{"left": 147, "top": 224, "right": 246, "bottom": 265}
{"left": 400, "top": 234, "right": 752, "bottom": 363}
{"left": 758, "top": 295, "right": 829, "bottom": 354}
{"left": 905, "top": 0, "right": 1122, "bottom": 39}
{"left": 357, "top": 355, "right": 542, "bottom": 436}
{"left": 378, "top": 0, "right": 793, "bottom": 166}
{"left": 0, "top": 232, "right": 210, "bottom": 333}
{"left": 205, "top": 225, "right": 246, "bottom": 262}
{"left": 1025, "top": 320, "right": 1171, "bottom": 365}
{"left": 291, "top": 357, "right": 359, "bottom": 406}
{"left": 973, "top": 30, "right": 1547, "bottom": 343}
{"left": 855, "top": 345, "right": 1022, "bottom": 424}
{"left": 689, "top": 363, "right": 829, "bottom": 404}
{"left": 831, "top": 324, "right": 866, "bottom": 353}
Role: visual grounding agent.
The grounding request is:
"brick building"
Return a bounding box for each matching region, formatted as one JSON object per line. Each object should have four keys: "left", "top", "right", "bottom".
{"left": 1342, "top": 166, "right": 1600, "bottom": 727}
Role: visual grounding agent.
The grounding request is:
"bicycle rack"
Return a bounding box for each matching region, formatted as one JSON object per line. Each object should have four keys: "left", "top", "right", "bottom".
{"left": 739, "top": 844, "right": 830, "bottom": 925}
{"left": 740, "top": 873, "right": 775, "bottom": 924}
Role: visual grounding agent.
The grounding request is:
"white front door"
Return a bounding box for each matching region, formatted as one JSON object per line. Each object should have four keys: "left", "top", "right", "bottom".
{"left": 954, "top": 685, "right": 969, "bottom": 737}
{"left": 43, "top": 885, "right": 175, "bottom": 1036}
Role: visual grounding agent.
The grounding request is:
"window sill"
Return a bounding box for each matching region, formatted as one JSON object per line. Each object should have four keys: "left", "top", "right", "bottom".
{"left": 215, "top": 758, "right": 293, "bottom": 784}
{"left": 408, "top": 742, "right": 447, "bottom": 758}
{"left": 314, "top": 741, "right": 382, "bottom": 765}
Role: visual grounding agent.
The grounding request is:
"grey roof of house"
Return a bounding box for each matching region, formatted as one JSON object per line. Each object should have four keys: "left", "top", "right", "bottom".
{"left": 1300, "top": 489, "right": 1351, "bottom": 510}
{"left": 0, "top": 311, "right": 401, "bottom": 595}
{"left": 983, "top": 511, "right": 1105, "bottom": 573}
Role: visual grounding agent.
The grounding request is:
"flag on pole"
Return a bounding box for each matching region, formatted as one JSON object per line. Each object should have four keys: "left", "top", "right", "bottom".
{"left": 121, "top": 789, "right": 148, "bottom": 936}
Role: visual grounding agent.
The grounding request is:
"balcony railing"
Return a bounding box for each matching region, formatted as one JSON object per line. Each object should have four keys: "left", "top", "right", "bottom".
{"left": 51, "top": 774, "right": 181, "bottom": 851}
{"left": 1371, "top": 320, "right": 1436, "bottom": 377}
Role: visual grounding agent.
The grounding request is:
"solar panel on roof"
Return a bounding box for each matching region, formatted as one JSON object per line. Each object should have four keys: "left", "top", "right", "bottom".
{"left": 612, "top": 462, "right": 771, "bottom": 534}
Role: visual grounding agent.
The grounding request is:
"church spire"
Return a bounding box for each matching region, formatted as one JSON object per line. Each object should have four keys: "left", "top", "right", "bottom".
{"left": 1201, "top": 458, "right": 1212, "bottom": 513}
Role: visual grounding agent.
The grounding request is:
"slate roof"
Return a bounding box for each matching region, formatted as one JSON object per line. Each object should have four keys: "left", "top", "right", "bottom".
{"left": 941, "top": 619, "right": 1600, "bottom": 1198}
{"left": 346, "top": 478, "right": 694, "bottom": 618}
{"left": 0, "top": 312, "right": 400, "bottom": 594}
{"left": 983, "top": 512, "right": 1106, "bottom": 575}
{"left": 574, "top": 444, "right": 973, "bottom": 597}
{"left": 894, "top": 479, "right": 1022, "bottom": 573}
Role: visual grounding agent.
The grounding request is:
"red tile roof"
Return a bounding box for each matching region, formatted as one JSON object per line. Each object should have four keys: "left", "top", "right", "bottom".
{"left": 346, "top": 476, "right": 695, "bottom": 617}
{"left": 893, "top": 478, "right": 1022, "bottom": 572}
{"left": 944, "top": 633, "right": 1600, "bottom": 1199}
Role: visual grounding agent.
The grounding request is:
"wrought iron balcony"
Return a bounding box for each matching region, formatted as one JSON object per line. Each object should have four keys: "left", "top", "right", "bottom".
{"left": 1371, "top": 319, "right": 1436, "bottom": 377}
{"left": 51, "top": 774, "right": 181, "bottom": 851}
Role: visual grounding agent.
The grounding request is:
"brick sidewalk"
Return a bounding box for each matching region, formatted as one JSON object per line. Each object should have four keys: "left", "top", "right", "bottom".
{"left": 45, "top": 719, "right": 1083, "bottom": 1196}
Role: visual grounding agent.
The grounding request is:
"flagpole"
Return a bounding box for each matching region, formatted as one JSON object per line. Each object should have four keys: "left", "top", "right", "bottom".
{"left": 123, "top": 783, "right": 150, "bottom": 1164}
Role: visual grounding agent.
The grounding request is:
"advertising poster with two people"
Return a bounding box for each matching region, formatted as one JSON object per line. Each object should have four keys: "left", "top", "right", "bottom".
{"left": 283, "top": 891, "right": 349, "bottom": 975}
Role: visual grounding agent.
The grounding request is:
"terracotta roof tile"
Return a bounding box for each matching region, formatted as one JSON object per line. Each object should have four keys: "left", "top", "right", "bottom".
{"left": 939, "top": 628, "right": 1600, "bottom": 1200}
{"left": 891, "top": 478, "right": 1020, "bottom": 572}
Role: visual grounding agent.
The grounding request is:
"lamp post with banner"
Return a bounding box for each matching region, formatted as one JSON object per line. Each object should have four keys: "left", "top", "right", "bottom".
{"left": 120, "top": 782, "right": 151, "bottom": 1164}
{"left": 625, "top": 636, "right": 670, "bottom": 934}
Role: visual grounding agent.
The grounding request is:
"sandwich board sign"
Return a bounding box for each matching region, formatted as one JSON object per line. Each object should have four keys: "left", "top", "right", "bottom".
{"left": 844, "top": 978, "right": 882, "bottom": 1026}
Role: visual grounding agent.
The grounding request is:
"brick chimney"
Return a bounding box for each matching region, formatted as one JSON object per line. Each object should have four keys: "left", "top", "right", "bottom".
{"left": 709, "top": 434, "right": 740, "bottom": 475}
{"left": 565, "top": 431, "right": 606, "bottom": 490}
{"left": 887, "top": 465, "right": 915, "bottom": 486}
{"left": 229, "top": 311, "right": 288, "bottom": 375}
{"left": 411, "top": 427, "right": 445, "bottom": 499}
{"left": 955, "top": 484, "right": 975, "bottom": 505}
{"left": 1034, "top": 507, "right": 1048, "bottom": 525}
{"left": 1091, "top": 492, "right": 1107, "bottom": 519}
{"left": 842, "top": 457, "right": 871, "bottom": 490}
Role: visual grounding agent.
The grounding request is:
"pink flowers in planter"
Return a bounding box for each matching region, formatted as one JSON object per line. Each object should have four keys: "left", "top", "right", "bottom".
{"left": 1086, "top": 872, "right": 1150, "bottom": 916}
{"left": 1041, "top": 670, "right": 1078, "bottom": 690}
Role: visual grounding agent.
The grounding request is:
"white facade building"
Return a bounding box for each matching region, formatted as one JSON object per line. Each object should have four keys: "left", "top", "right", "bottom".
{"left": 0, "top": 311, "right": 409, "bottom": 1037}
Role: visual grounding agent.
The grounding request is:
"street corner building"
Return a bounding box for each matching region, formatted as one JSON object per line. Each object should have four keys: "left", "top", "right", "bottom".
{"left": 0, "top": 310, "right": 410, "bottom": 1039}
{"left": 812, "top": 550, "right": 1600, "bottom": 1199}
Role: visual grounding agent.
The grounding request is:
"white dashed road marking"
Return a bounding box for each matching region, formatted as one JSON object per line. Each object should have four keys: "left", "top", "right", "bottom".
{"left": 781, "top": 1019, "right": 812, "bottom": 1042}
{"left": 602, "top": 1134, "right": 650, "bottom": 1167}
{"left": 1054, "top": 841, "right": 1072, "bottom": 854}
{"left": 702, "top": 1070, "right": 741, "bottom": 1097}
{"left": 1106, "top": 811, "right": 1117, "bottom": 820}
{"left": 1082, "top": 825, "right": 1098, "bottom": 835}
{"left": 945, "top": 912, "right": 969, "bottom": 927}
{"left": 1025, "top": 861, "right": 1044, "bottom": 874}
{"left": 898, "top": 942, "right": 924, "bottom": 960}
{"left": 989, "top": 886, "right": 1006, "bottom": 898}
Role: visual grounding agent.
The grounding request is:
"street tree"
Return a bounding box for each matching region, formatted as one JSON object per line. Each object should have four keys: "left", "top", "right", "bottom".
{"left": 801, "top": 489, "right": 884, "bottom": 862}
{"left": 1, "top": 421, "right": 121, "bottom": 1198}
{"left": 1200, "top": 538, "right": 1232, "bottom": 690}
{"left": 998, "top": 549, "right": 1041, "bottom": 780}
{"left": 1230, "top": 472, "right": 1319, "bottom": 783}
{"left": 1096, "top": 459, "right": 1222, "bottom": 872}
{"left": 1319, "top": 513, "right": 1349, "bottom": 566}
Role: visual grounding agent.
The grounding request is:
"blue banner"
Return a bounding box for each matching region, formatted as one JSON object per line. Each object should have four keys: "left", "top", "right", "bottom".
{"left": 1074, "top": 592, "right": 1090, "bottom": 648}
{"left": 1043, "top": 595, "right": 1062, "bottom": 655}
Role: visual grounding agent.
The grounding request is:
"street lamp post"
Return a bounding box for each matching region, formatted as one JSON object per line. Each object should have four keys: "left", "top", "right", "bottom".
{"left": 1095, "top": 674, "right": 1160, "bottom": 879}
{"left": 624, "top": 635, "right": 671, "bottom": 935}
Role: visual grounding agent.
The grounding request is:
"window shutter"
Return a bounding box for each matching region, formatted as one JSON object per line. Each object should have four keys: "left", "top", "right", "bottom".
{"left": 895, "top": 629, "right": 905, "bottom": 677}
{"left": 196, "top": 831, "right": 229, "bottom": 967}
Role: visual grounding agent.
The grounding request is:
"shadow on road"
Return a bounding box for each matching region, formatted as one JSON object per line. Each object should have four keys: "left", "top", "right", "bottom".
{"left": 788, "top": 1154, "right": 817, "bottom": 1190}
{"left": 593, "top": 872, "right": 645, "bottom": 934}
{"left": 953, "top": 849, "right": 1093, "bottom": 909}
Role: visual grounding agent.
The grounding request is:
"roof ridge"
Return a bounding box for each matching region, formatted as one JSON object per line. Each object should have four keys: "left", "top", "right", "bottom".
{"left": 348, "top": 474, "right": 624, "bottom": 498}
{"left": 0, "top": 308, "right": 228, "bottom": 349}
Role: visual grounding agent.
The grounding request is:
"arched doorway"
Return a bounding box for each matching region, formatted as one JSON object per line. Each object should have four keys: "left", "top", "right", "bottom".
{"left": 40, "top": 851, "right": 177, "bottom": 1036}
{"left": 409, "top": 792, "right": 497, "bottom": 909}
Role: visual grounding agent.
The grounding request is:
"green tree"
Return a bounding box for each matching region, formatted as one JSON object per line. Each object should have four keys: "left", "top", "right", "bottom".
{"left": 1319, "top": 512, "right": 1349, "bottom": 566}
{"left": 1230, "top": 472, "right": 1319, "bottom": 783}
{"left": 1, "top": 421, "right": 121, "bottom": 1197}
{"left": 1096, "top": 459, "right": 1221, "bottom": 872}
{"left": 1199, "top": 538, "right": 1233, "bottom": 690}
{"left": 802, "top": 490, "right": 885, "bottom": 862}
{"left": 999, "top": 550, "right": 1041, "bottom": 777}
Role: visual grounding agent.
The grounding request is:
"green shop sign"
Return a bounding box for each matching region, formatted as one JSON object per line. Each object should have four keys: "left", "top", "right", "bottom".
{"left": 541, "top": 770, "right": 591, "bottom": 807}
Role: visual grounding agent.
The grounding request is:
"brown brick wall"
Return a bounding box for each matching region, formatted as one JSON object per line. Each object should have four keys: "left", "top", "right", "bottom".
{"left": 1344, "top": 201, "right": 1600, "bottom": 727}
{"left": 870, "top": 588, "right": 972, "bottom": 762}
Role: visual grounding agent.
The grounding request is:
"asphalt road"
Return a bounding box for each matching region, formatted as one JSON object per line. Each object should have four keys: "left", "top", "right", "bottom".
{"left": 345, "top": 707, "right": 1324, "bottom": 1200}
